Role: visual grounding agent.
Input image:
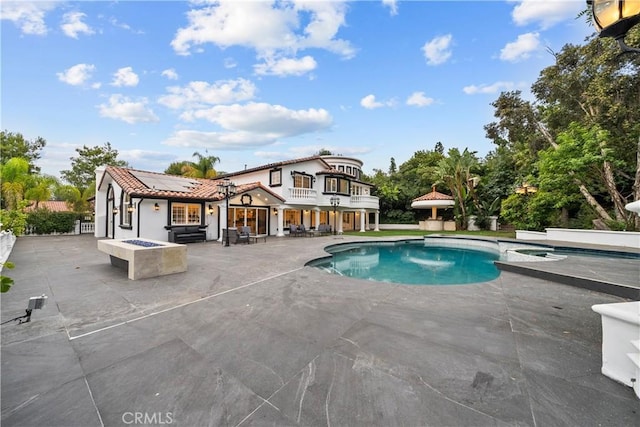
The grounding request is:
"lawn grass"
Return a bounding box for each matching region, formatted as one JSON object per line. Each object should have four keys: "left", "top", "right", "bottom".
{"left": 342, "top": 229, "right": 517, "bottom": 239}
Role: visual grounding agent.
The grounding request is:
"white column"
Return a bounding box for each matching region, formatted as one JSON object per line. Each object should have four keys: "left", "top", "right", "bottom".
{"left": 374, "top": 210, "right": 380, "bottom": 231}
{"left": 359, "top": 209, "right": 366, "bottom": 232}
{"left": 338, "top": 211, "right": 344, "bottom": 234}
{"left": 277, "top": 207, "right": 285, "bottom": 237}
{"left": 314, "top": 208, "right": 321, "bottom": 228}
{"left": 218, "top": 203, "right": 226, "bottom": 242}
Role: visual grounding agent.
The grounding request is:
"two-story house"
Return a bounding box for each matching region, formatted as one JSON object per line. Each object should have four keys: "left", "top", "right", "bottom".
{"left": 94, "top": 155, "right": 380, "bottom": 242}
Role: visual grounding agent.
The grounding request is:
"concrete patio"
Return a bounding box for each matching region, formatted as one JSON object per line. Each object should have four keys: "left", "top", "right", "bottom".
{"left": 1, "top": 234, "right": 639, "bottom": 426}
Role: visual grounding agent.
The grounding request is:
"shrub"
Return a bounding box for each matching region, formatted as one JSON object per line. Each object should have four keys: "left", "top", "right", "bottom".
{"left": 27, "top": 209, "right": 77, "bottom": 234}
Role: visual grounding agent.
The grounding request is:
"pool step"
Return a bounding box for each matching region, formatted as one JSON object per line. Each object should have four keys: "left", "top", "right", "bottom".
{"left": 494, "top": 261, "right": 640, "bottom": 300}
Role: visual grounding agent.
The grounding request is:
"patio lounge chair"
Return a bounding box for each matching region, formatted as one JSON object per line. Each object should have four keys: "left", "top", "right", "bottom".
{"left": 317, "top": 223, "right": 331, "bottom": 235}
{"left": 223, "top": 228, "right": 249, "bottom": 244}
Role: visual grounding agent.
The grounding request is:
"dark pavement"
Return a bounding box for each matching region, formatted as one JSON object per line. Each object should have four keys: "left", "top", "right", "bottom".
{"left": 1, "top": 234, "right": 639, "bottom": 426}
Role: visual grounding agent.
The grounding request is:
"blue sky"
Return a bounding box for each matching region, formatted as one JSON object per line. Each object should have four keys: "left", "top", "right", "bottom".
{"left": 1, "top": 0, "right": 592, "bottom": 179}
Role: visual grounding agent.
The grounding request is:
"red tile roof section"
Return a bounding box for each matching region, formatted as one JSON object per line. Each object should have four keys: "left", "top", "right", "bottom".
{"left": 24, "top": 200, "right": 72, "bottom": 212}
{"left": 103, "top": 166, "right": 285, "bottom": 202}
{"left": 412, "top": 190, "right": 454, "bottom": 202}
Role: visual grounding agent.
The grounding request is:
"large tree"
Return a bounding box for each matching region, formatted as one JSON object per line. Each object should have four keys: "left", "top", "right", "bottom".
{"left": 531, "top": 33, "right": 640, "bottom": 227}
{"left": 0, "top": 130, "right": 46, "bottom": 173}
{"left": 61, "top": 142, "right": 128, "bottom": 193}
{"left": 485, "top": 29, "right": 639, "bottom": 230}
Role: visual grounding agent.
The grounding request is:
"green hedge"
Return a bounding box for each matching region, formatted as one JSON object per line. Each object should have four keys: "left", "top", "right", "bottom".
{"left": 27, "top": 210, "right": 78, "bottom": 234}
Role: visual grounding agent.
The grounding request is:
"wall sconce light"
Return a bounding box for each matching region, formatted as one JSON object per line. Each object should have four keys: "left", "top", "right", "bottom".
{"left": 208, "top": 204, "right": 214, "bottom": 215}
{"left": 127, "top": 204, "right": 135, "bottom": 213}
{"left": 273, "top": 208, "right": 278, "bottom": 215}
{"left": 588, "top": 0, "right": 640, "bottom": 54}
{"left": 112, "top": 207, "right": 119, "bottom": 215}
{"left": 153, "top": 203, "right": 160, "bottom": 211}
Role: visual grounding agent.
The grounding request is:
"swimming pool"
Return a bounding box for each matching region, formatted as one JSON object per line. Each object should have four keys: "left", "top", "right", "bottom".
{"left": 307, "top": 240, "right": 501, "bottom": 285}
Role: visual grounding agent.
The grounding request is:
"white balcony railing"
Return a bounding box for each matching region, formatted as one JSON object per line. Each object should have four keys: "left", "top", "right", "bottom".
{"left": 287, "top": 188, "right": 379, "bottom": 210}
{"left": 288, "top": 187, "right": 318, "bottom": 201}
{"left": 349, "top": 195, "right": 380, "bottom": 209}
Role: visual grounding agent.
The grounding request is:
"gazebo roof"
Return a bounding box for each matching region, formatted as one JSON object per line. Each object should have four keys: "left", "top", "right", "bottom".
{"left": 411, "top": 187, "right": 454, "bottom": 209}
{"left": 412, "top": 191, "right": 454, "bottom": 202}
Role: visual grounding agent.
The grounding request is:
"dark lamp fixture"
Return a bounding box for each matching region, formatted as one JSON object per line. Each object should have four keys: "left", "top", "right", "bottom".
{"left": 588, "top": 0, "right": 640, "bottom": 53}
{"left": 153, "top": 203, "right": 160, "bottom": 211}
{"left": 112, "top": 207, "right": 119, "bottom": 214}
{"left": 217, "top": 178, "right": 237, "bottom": 247}
{"left": 127, "top": 204, "right": 135, "bottom": 213}
{"left": 330, "top": 195, "right": 340, "bottom": 235}
{"left": 208, "top": 204, "right": 214, "bottom": 215}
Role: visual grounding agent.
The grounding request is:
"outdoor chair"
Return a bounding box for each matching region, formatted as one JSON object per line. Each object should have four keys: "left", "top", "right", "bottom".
{"left": 223, "top": 228, "right": 249, "bottom": 244}
{"left": 317, "top": 223, "right": 331, "bottom": 235}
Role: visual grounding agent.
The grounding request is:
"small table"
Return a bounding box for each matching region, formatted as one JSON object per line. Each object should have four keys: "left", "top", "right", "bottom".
{"left": 249, "top": 234, "right": 267, "bottom": 243}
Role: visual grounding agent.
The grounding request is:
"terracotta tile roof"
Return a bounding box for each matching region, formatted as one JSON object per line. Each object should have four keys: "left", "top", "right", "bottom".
{"left": 102, "top": 166, "right": 285, "bottom": 202}
{"left": 412, "top": 189, "right": 454, "bottom": 202}
{"left": 24, "top": 200, "right": 72, "bottom": 212}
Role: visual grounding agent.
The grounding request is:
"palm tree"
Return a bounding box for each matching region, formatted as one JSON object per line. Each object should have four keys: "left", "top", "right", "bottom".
{"left": 182, "top": 151, "right": 220, "bottom": 179}
{"left": 435, "top": 148, "right": 479, "bottom": 229}
{"left": 1, "top": 157, "right": 30, "bottom": 210}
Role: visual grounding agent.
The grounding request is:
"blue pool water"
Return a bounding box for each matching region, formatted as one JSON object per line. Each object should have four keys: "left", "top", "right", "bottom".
{"left": 308, "top": 240, "right": 501, "bottom": 285}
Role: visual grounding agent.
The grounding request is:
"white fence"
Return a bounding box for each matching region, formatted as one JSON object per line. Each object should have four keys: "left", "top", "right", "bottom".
{"left": 24, "top": 220, "right": 95, "bottom": 236}
{"left": 1, "top": 230, "right": 17, "bottom": 269}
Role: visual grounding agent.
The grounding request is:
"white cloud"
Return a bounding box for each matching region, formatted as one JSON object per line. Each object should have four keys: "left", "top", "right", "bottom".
{"left": 463, "top": 81, "right": 517, "bottom": 95}
{"left": 119, "top": 149, "right": 176, "bottom": 163}
{"left": 109, "top": 17, "right": 144, "bottom": 34}
{"left": 360, "top": 94, "right": 384, "bottom": 109}
{"left": 512, "top": 0, "right": 582, "bottom": 29}
{"left": 111, "top": 67, "right": 139, "bottom": 87}
{"left": 406, "top": 92, "right": 434, "bottom": 107}
{"left": 383, "top": 0, "right": 398, "bottom": 16}
{"left": 360, "top": 94, "right": 397, "bottom": 109}
{"left": 0, "top": 1, "right": 58, "bottom": 35}
{"left": 98, "top": 94, "right": 159, "bottom": 124}
{"left": 61, "top": 11, "right": 94, "bottom": 39}
{"left": 171, "top": 0, "right": 355, "bottom": 59}
{"left": 158, "top": 78, "right": 257, "bottom": 110}
{"left": 164, "top": 130, "right": 278, "bottom": 149}
{"left": 181, "top": 102, "right": 333, "bottom": 138}
{"left": 161, "top": 68, "right": 179, "bottom": 80}
{"left": 500, "top": 32, "right": 541, "bottom": 62}
{"left": 254, "top": 55, "right": 317, "bottom": 77}
{"left": 422, "top": 34, "right": 453, "bottom": 66}
{"left": 57, "top": 63, "right": 97, "bottom": 86}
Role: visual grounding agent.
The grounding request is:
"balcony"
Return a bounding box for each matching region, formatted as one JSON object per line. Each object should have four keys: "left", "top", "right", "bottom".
{"left": 286, "top": 188, "right": 379, "bottom": 210}
{"left": 288, "top": 187, "right": 318, "bottom": 204}
{"left": 349, "top": 195, "right": 379, "bottom": 209}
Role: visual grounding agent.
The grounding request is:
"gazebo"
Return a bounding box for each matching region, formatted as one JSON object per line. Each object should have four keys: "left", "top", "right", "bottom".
{"left": 411, "top": 186, "right": 456, "bottom": 231}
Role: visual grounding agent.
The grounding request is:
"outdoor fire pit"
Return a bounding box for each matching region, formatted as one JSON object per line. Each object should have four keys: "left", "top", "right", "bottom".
{"left": 97, "top": 238, "right": 187, "bottom": 280}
